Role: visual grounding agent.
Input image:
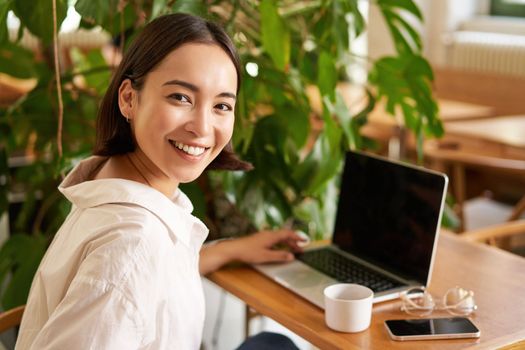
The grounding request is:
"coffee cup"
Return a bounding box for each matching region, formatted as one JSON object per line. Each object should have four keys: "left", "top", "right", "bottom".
{"left": 324, "top": 283, "right": 374, "bottom": 333}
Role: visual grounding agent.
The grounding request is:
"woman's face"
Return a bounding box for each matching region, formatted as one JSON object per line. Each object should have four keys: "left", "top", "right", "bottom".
{"left": 121, "top": 43, "right": 237, "bottom": 186}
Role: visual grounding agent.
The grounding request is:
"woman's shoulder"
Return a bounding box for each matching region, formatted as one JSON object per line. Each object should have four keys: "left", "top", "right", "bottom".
{"left": 57, "top": 207, "right": 171, "bottom": 287}
{"left": 75, "top": 202, "right": 172, "bottom": 250}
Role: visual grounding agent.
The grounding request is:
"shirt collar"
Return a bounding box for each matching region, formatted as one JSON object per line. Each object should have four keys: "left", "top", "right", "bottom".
{"left": 59, "top": 156, "right": 208, "bottom": 249}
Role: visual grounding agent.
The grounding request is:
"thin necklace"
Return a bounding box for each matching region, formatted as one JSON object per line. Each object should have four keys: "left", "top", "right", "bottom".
{"left": 126, "top": 153, "right": 152, "bottom": 187}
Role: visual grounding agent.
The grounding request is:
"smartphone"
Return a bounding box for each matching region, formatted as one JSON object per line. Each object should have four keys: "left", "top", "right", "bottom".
{"left": 384, "top": 317, "right": 480, "bottom": 341}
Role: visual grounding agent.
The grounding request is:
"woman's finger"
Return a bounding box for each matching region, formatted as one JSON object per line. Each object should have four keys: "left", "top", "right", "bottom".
{"left": 294, "top": 231, "right": 310, "bottom": 247}
{"left": 261, "top": 250, "right": 294, "bottom": 263}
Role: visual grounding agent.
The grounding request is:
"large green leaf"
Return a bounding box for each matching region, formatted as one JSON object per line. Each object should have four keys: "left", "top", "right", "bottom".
{"left": 247, "top": 115, "right": 297, "bottom": 178}
{"left": 77, "top": 0, "right": 135, "bottom": 38}
{"left": 324, "top": 93, "right": 358, "bottom": 150}
{"left": 405, "top": 54, "right": 434, "bottom": 80}
{"left": 377, "top": 0, "right": 423, "bottom": 55}
{"left": 352, "top": 88, "right": 376, "bottom": 129}
{"left": 238, "top": 178, "right": 270, "bottom": 229}
{"left": 0, "top": 147, "right": 8, "bottom": 216}
{"left": 221, "top": 169, "right": 292, "bottom": 231}
{"left": 242, "top": 179, "right": 291, "bottom": 229}
{"left": 70, "top": 48, "right": 111, "bottom": 95}
{"left": 317, "top": 50, "right": 337, "bottom": 100}
{"left": 180, "top": 182, "right": 206, "bottom": 220}
{"left": 171, "top": 0, "right": 208, "bottom": 17}
{"left": 382, "top": 9, "right": 422, "bottom": 52}
{"left": 260, "top": 0, "right": 291, "bottom": 71}
{"left": 151, "top": 0, "right": 169, "bottom": 19}
{"left": 293, "top": 176, "right": 339, "bottom": 239}
{"left": 232, "top": 82, "right": 255, "bottom": 153}
{"left": 345, "top": 0, "right": 365, "bottom": 38}
{"left": 377, "top": 0, "right": 422, "bottom": 21}
{"left": 369, "top": 54, "right": 443, "bottom": 155}
{"left": 0, "top": 0, "right": 11, "bottom": 44}
{"left": 75, "top": 0, "right": 111, "bottom": 25}
{"left": 12, "top": 0, "right": 67, "bottom": 44}
{"left": 330, "top": 1, "right": 351, "bottom": 57}
{"left": 0, "top": 233, "right": 47, "bottom": 309}
{"left": 298, "top": 53, "right": 316, "bottom": 84}
{"left": 293, "top": 114, "right": 343, "bottom": 197}
{"left": 252, "top": 104, "right": 309, "bottom": 156}
{"left": 0, "top": 42, "right": 37, "bottom": 79}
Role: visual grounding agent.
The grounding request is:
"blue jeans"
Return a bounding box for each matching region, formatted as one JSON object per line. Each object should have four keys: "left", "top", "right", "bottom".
{"left": 235, "top": 332, "right": 300, "bottom": 350}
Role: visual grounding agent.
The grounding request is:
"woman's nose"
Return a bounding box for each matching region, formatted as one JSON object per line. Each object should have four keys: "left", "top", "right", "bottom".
{"left": 185, "top": 106, "right": 212, "bottom": 136}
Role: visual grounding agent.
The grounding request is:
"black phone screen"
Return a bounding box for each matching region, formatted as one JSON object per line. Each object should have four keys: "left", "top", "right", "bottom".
{"left": 385, "top": 317, "right": 479, "bottom": 336}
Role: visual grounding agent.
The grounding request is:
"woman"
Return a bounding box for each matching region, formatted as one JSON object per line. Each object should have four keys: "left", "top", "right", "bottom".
{"left": 16, "top": 13, "right": 303, "bottom": 349}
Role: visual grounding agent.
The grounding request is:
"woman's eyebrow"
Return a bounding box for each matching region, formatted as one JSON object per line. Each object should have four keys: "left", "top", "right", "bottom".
{"left": 162, "top": 79, "right": 236, "bottom": 100}
{"left": 163, "top": 79, "right": 199, "bottom": 91}
{"left": 218, "top": 92, "right": 236, "bottom": 100}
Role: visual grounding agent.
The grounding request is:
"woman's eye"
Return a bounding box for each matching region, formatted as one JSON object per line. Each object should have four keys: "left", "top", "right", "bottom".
{"left": 215, "top": 103, "right": 232, "bottom": 112}
{"left": 169, "top": 93, "right": 190, "bottom": 103}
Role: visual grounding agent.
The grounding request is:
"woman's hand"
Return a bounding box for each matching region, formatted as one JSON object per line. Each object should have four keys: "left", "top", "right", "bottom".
{"left": 232, "top": 230, "right": 307, "bottom": 264}
{"left": 199, "top": 230, "right": 308, "bottom": 275}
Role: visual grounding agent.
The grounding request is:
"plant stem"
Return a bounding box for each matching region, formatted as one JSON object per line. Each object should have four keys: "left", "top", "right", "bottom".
{"left": 52, "top": 0, "right": 64, "bottom": 164}
{"left": 32, "top": 189, "right": 60, "bottom": 235}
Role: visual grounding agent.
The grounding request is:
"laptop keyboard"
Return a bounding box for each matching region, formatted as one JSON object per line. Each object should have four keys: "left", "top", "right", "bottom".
{"left": 296, "top": 249, "right": 403, "bottom": 293}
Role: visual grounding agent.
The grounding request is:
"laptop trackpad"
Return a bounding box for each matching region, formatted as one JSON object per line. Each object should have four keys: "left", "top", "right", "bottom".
{"left": 258, "top": 261, "right": 335, "bottom": 289}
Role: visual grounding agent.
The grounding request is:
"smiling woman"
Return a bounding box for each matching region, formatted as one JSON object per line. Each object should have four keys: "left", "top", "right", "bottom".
{"left": 100, "top": 42, "right": 239, "bottom": 194}
{"left": 93, "top": 13, "right": 251, "bottom": 173}
{"left": 14, "top": 13, "right": 304, "bottom": 350}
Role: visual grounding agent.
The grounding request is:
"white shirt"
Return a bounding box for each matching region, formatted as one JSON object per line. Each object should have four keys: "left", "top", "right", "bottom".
{"left": 16, "top": 156, "right": 209, "bottom": 350}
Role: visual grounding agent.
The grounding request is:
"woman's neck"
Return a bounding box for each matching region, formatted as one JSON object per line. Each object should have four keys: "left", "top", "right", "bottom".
{"left": 93, "top": 152, "right": 178, "bottom": 197}
{"left": 126, "top": 152, "right": 153, "bottom": 187}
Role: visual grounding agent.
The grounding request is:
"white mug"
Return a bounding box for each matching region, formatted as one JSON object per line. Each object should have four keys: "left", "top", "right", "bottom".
{"left": 324, "top": 283, "right": 374, "bottom": 333}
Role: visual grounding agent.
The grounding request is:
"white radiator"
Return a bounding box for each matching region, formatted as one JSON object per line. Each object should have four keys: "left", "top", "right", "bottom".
{"left": 445, "top": 31, "right": 525, "bottom": 77}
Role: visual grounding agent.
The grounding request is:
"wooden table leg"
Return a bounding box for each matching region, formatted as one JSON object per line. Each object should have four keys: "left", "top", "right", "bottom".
{"left": 245, "top": 305, "right": 261, "bottom": 338}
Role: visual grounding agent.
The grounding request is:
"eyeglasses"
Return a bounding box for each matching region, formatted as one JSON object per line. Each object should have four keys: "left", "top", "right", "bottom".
{"left": 400, "top": 286, "right": 477, "bottom": 316}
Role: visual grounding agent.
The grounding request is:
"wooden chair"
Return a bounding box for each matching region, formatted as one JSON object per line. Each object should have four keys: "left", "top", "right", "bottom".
{"left": 424, "top": 140, "right": 525, "bottom": 232}
{"left": 0, "top": 305, "right": 25, "bottom": 333}
{"left": 459, "top": 219, "right": 525, "bottom": 249}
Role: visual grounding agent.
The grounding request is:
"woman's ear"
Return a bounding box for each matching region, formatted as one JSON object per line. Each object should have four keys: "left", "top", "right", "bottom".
{"left": 118, "top": 79, "right": 136, "bottom": 122}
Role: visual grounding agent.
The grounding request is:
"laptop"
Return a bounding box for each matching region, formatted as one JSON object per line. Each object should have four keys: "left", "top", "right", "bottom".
{"left": 254, "top": 150, "right": 448, "bottom": 309}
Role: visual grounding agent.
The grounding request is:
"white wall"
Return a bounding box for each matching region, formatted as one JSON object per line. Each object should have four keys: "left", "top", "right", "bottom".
{"left": 367, "top": 0, "right": 490, "bottom": 65}
{"left": 367, "top": 2, "right": 395, "bottom": 60}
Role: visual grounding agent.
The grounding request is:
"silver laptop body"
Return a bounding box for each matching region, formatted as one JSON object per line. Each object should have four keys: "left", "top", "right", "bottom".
{"left": 254, "top": 150, "right": 448, "bottom": 309}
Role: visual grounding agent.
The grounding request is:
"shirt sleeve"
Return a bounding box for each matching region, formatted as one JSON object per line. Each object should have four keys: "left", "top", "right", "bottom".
{"left": 26, "top": 226, "right": 161, "bottom": 350}
{"left": 29, "top": 278, "right": 147, "bottom": 350}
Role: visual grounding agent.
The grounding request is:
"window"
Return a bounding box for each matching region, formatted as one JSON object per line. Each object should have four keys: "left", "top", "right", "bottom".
{"left": 491, "top": 0, "right": 525, "bottom": 17}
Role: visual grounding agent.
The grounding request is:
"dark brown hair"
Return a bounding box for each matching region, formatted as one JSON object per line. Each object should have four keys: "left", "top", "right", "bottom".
{"left": 94, "top": 13, "right": 252, "bottom": 171}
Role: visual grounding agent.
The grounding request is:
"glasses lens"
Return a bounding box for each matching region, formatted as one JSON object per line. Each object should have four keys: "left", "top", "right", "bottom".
{"left": 444, "top": 287, "right": 477, "bottom": 315}
{"left": 401, "top": 288, "right": 434, "bottom": 316}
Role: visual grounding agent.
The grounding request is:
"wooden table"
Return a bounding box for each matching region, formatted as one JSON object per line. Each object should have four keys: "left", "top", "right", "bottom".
{"left": 424, "top": 115, "right": 525, "bottom": 231}
{"left": 207, "top": 232, "right": 525, "bottom": 350}
{"left": 360, "top": 98, "right": 495, "bottom": 157}
{"left": 366, "top": 98, "right": 496, "bottom": 126}
{"left": 305, "top": 83, "right": 496, "bottom": 158}
{"left": 306, "top": 83, "right": 495, "bottom": 126}
{"left": 340, "top": 83, "right": 496, "bottom": 158}
{"left": 442, "top": 115, "right": 525, "bottom": 160}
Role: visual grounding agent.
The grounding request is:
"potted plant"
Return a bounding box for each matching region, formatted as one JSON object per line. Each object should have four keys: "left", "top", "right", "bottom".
{"left": 0, "top": 0, "right": 441, "bottom": 309}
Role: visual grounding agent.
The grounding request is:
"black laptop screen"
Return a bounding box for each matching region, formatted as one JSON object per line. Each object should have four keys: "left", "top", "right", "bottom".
{"left": 332, "top": 151, "right": 447, "bottom": 283}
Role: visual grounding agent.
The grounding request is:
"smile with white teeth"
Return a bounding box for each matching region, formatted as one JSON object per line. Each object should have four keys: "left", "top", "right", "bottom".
{"left": 172, "top": 141, "right": 206, "bottom": 156}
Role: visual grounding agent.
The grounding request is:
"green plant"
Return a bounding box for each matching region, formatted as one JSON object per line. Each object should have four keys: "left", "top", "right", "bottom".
{"left": 0, "top": 0, "right": 442, "bottom": 309}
